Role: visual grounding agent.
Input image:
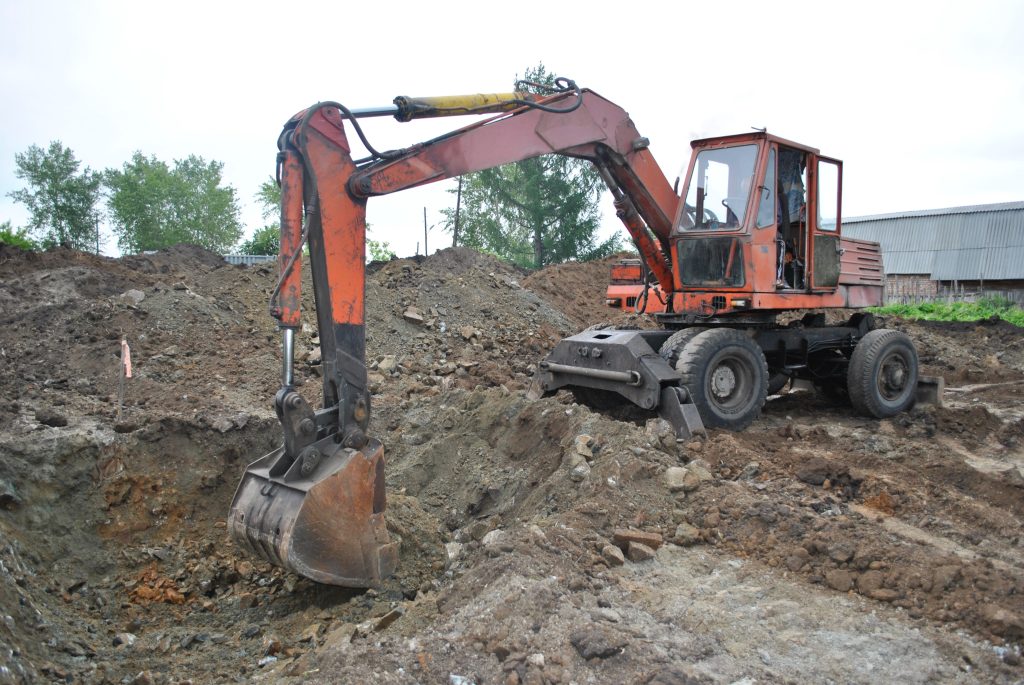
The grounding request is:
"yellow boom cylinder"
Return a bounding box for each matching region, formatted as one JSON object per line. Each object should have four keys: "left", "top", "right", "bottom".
{"left": 392, "top": 92, "right": 537, "bottom": 121}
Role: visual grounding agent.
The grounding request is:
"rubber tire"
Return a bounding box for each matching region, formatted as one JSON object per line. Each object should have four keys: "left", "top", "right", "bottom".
{"left": 847, "top": 329, "right": 919, "bottom": 418}
{"left": 658, "top": 327, "right": 707, "bottom": 368}
{"left": 766, "top": 372, "right": 790, "bottom": 396}
{"left": 675, "top": 328, "right": 769, "bottom": 430}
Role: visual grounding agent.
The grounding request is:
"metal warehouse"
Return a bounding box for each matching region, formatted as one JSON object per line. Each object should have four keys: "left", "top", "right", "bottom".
{"left": 842, "top": 201, "right": 1024, "bottom": 304}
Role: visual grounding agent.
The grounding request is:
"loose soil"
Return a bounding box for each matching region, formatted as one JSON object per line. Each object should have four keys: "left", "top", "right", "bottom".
{"left": 0, "top": 244, "right": 1021, "bottom": 684}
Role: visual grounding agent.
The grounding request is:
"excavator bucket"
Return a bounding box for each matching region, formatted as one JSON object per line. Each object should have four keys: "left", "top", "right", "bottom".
{"left": 227, "top": 438, "right": 398, "bottom": 587}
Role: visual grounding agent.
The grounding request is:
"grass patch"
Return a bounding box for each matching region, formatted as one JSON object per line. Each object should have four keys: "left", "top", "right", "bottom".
{"left": 870, "top": 297, "right": 1024, "bottom": 327}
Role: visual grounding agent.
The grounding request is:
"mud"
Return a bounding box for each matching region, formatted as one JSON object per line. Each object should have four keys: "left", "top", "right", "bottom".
{"left": 0, "top": 244, "right": 1021, "bottom": 684}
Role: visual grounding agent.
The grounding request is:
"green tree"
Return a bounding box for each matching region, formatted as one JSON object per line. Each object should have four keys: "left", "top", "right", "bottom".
{"left": 238, "top": 224, "right": 280, "bottom": 255}
{"left": 233, "top": 176, "right": 283, "bottom": 256}
{"left": 105, "top": 152, "right": 242, "bottom": 253}
{"left": 7, "top": 141, "right": 101, "bottom": 250}
{"left": 367, "top": 239, "right": 396, "bottom": 262}
{"left": 0, "top": 220, "right": 38, "bottom": 251}
{"left": 255, "top": 176, "right": 282, "bottom": 222}
{"left": 440, "top": 64, "right": 620, "bottom": 268}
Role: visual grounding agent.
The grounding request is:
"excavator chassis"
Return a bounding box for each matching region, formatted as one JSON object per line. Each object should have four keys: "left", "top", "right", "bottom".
{"left": 537, "top": 314, "right": 935, "bottom": 434}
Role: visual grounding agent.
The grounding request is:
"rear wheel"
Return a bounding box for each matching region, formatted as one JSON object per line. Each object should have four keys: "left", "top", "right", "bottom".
{"left": 675, "top": 328, "right": 768, "bottom": 430}
{"left": 847, "top": 329, "right": 918, "bottom": 418}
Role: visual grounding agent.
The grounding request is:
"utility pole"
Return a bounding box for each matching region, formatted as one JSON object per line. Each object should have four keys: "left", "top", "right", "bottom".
{"left": 423, "top": 206, "right": 428, "bottom": 257}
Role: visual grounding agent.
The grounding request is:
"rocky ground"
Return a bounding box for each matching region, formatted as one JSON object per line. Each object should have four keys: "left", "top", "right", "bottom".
{"left": 0, "top": 244, "right": 1022, "bottom": 684}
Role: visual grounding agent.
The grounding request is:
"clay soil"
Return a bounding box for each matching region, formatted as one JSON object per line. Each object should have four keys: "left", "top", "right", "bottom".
{"left": 0, "top": 244, "right": 1022, "bottom": 684}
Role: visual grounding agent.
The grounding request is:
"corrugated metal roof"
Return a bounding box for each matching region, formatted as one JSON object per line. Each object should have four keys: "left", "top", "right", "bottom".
{"left": 845, "top": 200, "right": 1024, "bottom": 222}
{"left": 842, "top": 202, "right": 1024, "bottom": 279}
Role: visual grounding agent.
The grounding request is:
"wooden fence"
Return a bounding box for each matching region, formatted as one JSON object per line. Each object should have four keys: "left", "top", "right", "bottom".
{"left": 884, "top": 275, "right": 1024, "bottom": 306}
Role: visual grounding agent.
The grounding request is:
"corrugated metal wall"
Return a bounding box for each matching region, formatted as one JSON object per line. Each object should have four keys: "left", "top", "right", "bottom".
{"left": 843, "top": 202, "right": 1024, "bottom": 281}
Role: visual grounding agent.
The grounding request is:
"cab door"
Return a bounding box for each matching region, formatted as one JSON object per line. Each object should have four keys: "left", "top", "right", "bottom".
{"left": 810, "top": 156, "right": 843, "bottom": 289}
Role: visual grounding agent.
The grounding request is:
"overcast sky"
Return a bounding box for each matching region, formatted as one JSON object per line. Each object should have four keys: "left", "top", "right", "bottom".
{"left": 2, "top": 0, "right": 1022, "bottom": 258}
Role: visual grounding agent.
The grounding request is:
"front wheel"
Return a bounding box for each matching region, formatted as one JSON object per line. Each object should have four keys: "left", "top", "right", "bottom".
{"left": 675, "top": 328, "right": 768, "bottom": 430}
{"left": 847, "top": 329, "right": 919, "bottom": 418}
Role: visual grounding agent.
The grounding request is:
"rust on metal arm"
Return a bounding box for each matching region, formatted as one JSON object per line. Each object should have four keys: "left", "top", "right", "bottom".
{"left": 347, "top": 89, "right": 678, "bottom": 292}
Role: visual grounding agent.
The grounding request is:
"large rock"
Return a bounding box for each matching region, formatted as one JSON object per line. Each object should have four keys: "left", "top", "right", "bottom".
{"left": 613, "top": 529, "right": 663, "bottom": 551}
{"left": 931, "top": 564, "right": 960, "bottom": 593}
{"left": 685, "top": 461, "right": 714, "bottom": 483}
{"left": 574, "top": 434, "right": 595, "bottom": 459}
{"left": 663, "top": 467, "right": 700, "bottom": 493}
{"left": 120, "top": 289, "right": 146, "bottom": 306}
{"left": 35, "top": 408, "right": 68, "bottom": 427}
{"left": 672, "top": 523, "right": 701, "bottom": 546}
{"left": 569, "top": 627, "right": 627, "bottom": 660}
{"left": 0, "top": 479, "right": 22, "bottom": 511}
{"left": 626, "top": 542, "right": 656, "bottom": 562}
{"left": 601, "top": 545, "right": 625, "bottom": 567}
{"left": 569, "top": 461, "right": 591, "bottom": 483}
{"left": 796, "top": 457, "right": 832, "bottom": 486}
{"left": 856, "top": 570, "right": 884, "bottom": 594}
{"left": 825, "top": 569, "right": 855, "bottom": 592}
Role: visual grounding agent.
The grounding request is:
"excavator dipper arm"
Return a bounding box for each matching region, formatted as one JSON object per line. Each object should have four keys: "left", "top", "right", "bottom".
{"left": 229, "top": 82, "right": 681, "bottom": 586}
{"left": 228, "top": 104, "right": 396, "bottom": 587}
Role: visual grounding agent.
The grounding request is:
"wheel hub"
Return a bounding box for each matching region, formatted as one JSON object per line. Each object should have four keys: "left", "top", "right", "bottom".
{"left": 881, "top": 357, "right": 908, "bottom": 395}
{"left": 711, "top": 365, "right": 737, "bottom": 399}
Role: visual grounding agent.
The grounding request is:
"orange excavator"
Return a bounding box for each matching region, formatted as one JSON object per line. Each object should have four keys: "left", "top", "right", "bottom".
{"left": 229, "top": 79, "right": 922, "bottom": 587}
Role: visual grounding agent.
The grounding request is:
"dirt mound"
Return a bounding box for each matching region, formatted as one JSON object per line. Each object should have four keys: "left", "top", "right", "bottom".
{"left": 889, "top": 316, "right": 1024, "bottom": 386}
{"left": 520, "top": 255, "right": 625, "bottom": 329}
{"left": 0, "top": 244, "right": 1022, "bottom": 684}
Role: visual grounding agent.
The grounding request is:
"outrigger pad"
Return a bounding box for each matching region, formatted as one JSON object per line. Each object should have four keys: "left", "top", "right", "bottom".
{"left": 915, "top": 375, "right": 945, "bottom": 408}
{"left": 228, "top": 439, "right": 398, "bottom": 587}
{"left": 658, "top": 386, "right": 707, "bottom": 439}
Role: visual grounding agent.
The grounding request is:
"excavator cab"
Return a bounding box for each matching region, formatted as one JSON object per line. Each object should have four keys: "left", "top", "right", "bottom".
{"left": 658, "top": 132, "right": 872, "bottom": 324}
{"left": 603, "top": 133, "right": 861, "bottom": 316}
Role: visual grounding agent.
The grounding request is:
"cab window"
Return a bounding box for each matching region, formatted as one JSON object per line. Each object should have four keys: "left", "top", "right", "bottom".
{"left": 818, "top": 160, "right": 840, "bottom": 231}
{"left": 681, "top": 144, "right": 757, "bottom": 231}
